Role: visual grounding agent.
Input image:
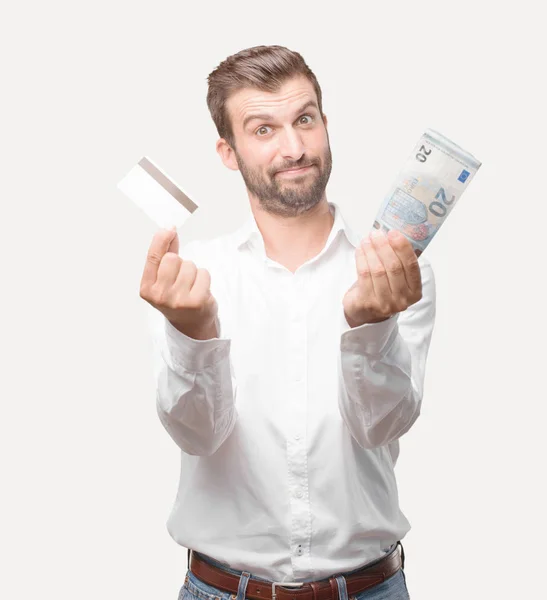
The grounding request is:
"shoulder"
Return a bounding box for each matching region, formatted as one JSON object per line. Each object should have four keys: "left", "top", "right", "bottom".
{"left": 417, "top": 252, "right": 432, "bottom": 268}
{"left": 414, "top": 254, "right": 435, "bottom": 298}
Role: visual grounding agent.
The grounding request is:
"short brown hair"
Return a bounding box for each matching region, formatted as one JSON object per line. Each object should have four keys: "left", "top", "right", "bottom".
{"left": 206, "top": 45, "right": 324, "bottom": 149}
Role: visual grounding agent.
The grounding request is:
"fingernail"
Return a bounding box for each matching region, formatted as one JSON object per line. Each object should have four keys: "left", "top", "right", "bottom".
{"left": 370, "top": 229, "right": 384, "bottom": 238}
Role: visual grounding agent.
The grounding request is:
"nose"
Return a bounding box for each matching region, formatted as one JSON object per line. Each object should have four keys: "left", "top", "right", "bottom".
{"left": 277, "top": 126, "right": 305, "bottom": 162}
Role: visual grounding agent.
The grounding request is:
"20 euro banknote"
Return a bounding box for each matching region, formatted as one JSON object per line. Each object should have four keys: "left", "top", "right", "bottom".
{"left": 373, "top": 129, "right": 481, "bottom": 256}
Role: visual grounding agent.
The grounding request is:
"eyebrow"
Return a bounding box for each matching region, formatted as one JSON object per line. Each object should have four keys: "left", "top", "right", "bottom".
{"left": 242, "top": 100, "right": 319, "bottom": 130}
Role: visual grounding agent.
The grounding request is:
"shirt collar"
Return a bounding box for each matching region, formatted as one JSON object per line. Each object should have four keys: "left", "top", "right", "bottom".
{"left": 232, "top": 201, "right": 362, "bottom": 252}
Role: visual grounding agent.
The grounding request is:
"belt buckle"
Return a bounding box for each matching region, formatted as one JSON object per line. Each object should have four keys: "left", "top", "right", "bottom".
{"left": 271, "top": 581, "right": 304, "bottom": 600}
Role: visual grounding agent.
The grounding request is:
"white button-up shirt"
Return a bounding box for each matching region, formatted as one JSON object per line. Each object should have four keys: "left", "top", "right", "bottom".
{"left": 146, "top": 201, "right": 436, "bottom": 583}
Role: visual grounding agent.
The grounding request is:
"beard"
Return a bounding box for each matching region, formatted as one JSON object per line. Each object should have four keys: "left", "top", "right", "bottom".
{"left": 233, "top": 137, "right": 333, "bottom": 218}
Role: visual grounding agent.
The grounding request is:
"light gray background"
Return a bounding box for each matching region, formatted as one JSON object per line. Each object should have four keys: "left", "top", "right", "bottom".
{"left": 2, "top": 1, "right": 545, "bottom": 599}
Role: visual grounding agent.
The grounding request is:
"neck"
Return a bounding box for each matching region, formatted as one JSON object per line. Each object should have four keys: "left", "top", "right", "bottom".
{"left": 250, "top": 199, "right": 335, "bottom": 270}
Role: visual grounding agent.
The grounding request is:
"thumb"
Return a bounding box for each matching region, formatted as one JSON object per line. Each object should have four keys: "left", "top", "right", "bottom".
{"left": 166, "top": 225, "right": 179, "bottom": 255}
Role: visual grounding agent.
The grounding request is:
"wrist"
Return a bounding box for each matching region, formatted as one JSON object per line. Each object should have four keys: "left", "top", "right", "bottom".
{"left": 168, "top": 318, "right": 219, "bottom": 340}
{"left": 344, "top": 310, "right": 391, "bottom": 328}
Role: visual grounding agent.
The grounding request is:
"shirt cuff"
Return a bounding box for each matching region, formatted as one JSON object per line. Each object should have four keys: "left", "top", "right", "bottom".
{"left": 340, "top": 309, "right": 400, "bottom": 356}
{"left": 164, "top": 316, "right": 231, "bottom": 371}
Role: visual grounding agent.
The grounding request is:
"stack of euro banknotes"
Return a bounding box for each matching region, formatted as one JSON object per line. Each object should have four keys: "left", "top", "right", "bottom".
{"left": 372, "top": 129, "right": 481, "bottom": 256}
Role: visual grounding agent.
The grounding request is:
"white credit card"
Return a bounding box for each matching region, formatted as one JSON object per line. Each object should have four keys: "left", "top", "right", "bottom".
{"left": 117, "top": 156, "right": 199, "bottom": 229}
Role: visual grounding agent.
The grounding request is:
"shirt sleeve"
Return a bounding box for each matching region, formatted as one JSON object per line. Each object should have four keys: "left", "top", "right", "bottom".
{"left": 337, "top": 256, "right": 436, "bottom": 449}
{"left": 146, "top": 240, "right": 237, "bottom": 456}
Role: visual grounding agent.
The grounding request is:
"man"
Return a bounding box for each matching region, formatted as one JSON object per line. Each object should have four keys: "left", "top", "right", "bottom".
{"left": 140, "top": 45, "right": 435, "bottom": 600}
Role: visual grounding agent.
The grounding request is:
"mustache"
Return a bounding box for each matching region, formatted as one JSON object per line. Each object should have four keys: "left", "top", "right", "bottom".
{"left": 274, "top": 161, "right": 317, "bottom": 174}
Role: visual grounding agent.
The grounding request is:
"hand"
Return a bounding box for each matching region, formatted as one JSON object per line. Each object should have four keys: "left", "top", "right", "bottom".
{"left": 343, "top": 229, "right": 422, "bottom": 327}
{"left": 139, "top": 228, "right": 219, "bottom": 340}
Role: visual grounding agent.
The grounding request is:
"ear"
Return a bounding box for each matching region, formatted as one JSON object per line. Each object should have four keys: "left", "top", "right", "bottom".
{"left": 322, "top": 113, "right": 328, "bottom": 129}
{"left": 216, "top": 138, "right": 239, "bottom": 171}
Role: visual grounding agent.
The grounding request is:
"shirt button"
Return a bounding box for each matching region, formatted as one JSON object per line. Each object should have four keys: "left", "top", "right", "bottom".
{"left": 295, "top": 490, "right": 303, "bottom": 499}
{"left": 294, "top": 434, "right": 301, "bottom": 441}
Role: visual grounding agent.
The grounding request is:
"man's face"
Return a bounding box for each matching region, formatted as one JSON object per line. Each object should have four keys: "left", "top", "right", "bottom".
{"left": 223, "top": 76, "right": 332, "bottom": 217}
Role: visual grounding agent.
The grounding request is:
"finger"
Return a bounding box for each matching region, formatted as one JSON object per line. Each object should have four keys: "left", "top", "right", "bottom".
{"left": 157, "top": 253, "right": 184, "bottom": 289}
{"left": 370, "top": 229, "right": 409, "bottom": 300}
{"left": 171, "top": 260, "right": 198, "bottom": 296}
{"left": 354, "top": 244, "right": 374, "bottom": 298}
{"left": 361, "top": 234, "right": 392, "bottom": 304}
{"left": 168, "top": 226, "right": 179, "bottom": 255}
{"left": 387, "top": 230, "right": 422, "bottom": 296}
{"left": 187, "top": 268, "right": 212, "bottom": 304}
{"left": 141, "top": 228, "right": 179, "bottom": 288}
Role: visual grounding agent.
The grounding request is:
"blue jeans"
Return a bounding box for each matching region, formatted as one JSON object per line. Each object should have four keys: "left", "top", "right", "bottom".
{"left": 178, "top": 545, "right": 410, "bottom": 600}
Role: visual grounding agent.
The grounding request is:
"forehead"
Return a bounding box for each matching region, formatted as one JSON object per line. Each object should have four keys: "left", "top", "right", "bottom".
{"left": 227, "top": 76, "right": 318, "bottom": 130}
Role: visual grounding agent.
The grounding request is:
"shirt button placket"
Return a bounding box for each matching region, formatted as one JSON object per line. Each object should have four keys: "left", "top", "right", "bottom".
{"left": 287, "top": 271, "right": 311, "bottom": 576}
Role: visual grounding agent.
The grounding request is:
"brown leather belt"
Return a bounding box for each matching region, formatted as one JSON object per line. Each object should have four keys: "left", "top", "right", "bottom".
{"left": 189, "top": 547, "right": 402, "bottom": 600}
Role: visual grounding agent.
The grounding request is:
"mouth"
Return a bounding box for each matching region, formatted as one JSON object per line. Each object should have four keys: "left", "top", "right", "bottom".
{"left": 276, "top": 165, "right": 314, "bottom": 177}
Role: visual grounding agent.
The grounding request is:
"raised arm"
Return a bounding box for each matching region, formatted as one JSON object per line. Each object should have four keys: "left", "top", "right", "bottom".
{"left": 338, "top": 229, "right": 436, "bottom": 448}
{"left": 140, "top": 229, "right": 237, "bottom": 456}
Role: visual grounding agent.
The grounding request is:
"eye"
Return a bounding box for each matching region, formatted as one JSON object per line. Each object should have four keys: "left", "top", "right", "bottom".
{"left": 254, "top": 114, "right": 314, "bottom": 137}
{"left": 255, "top": 125, "right": 272, "bottom": 137}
